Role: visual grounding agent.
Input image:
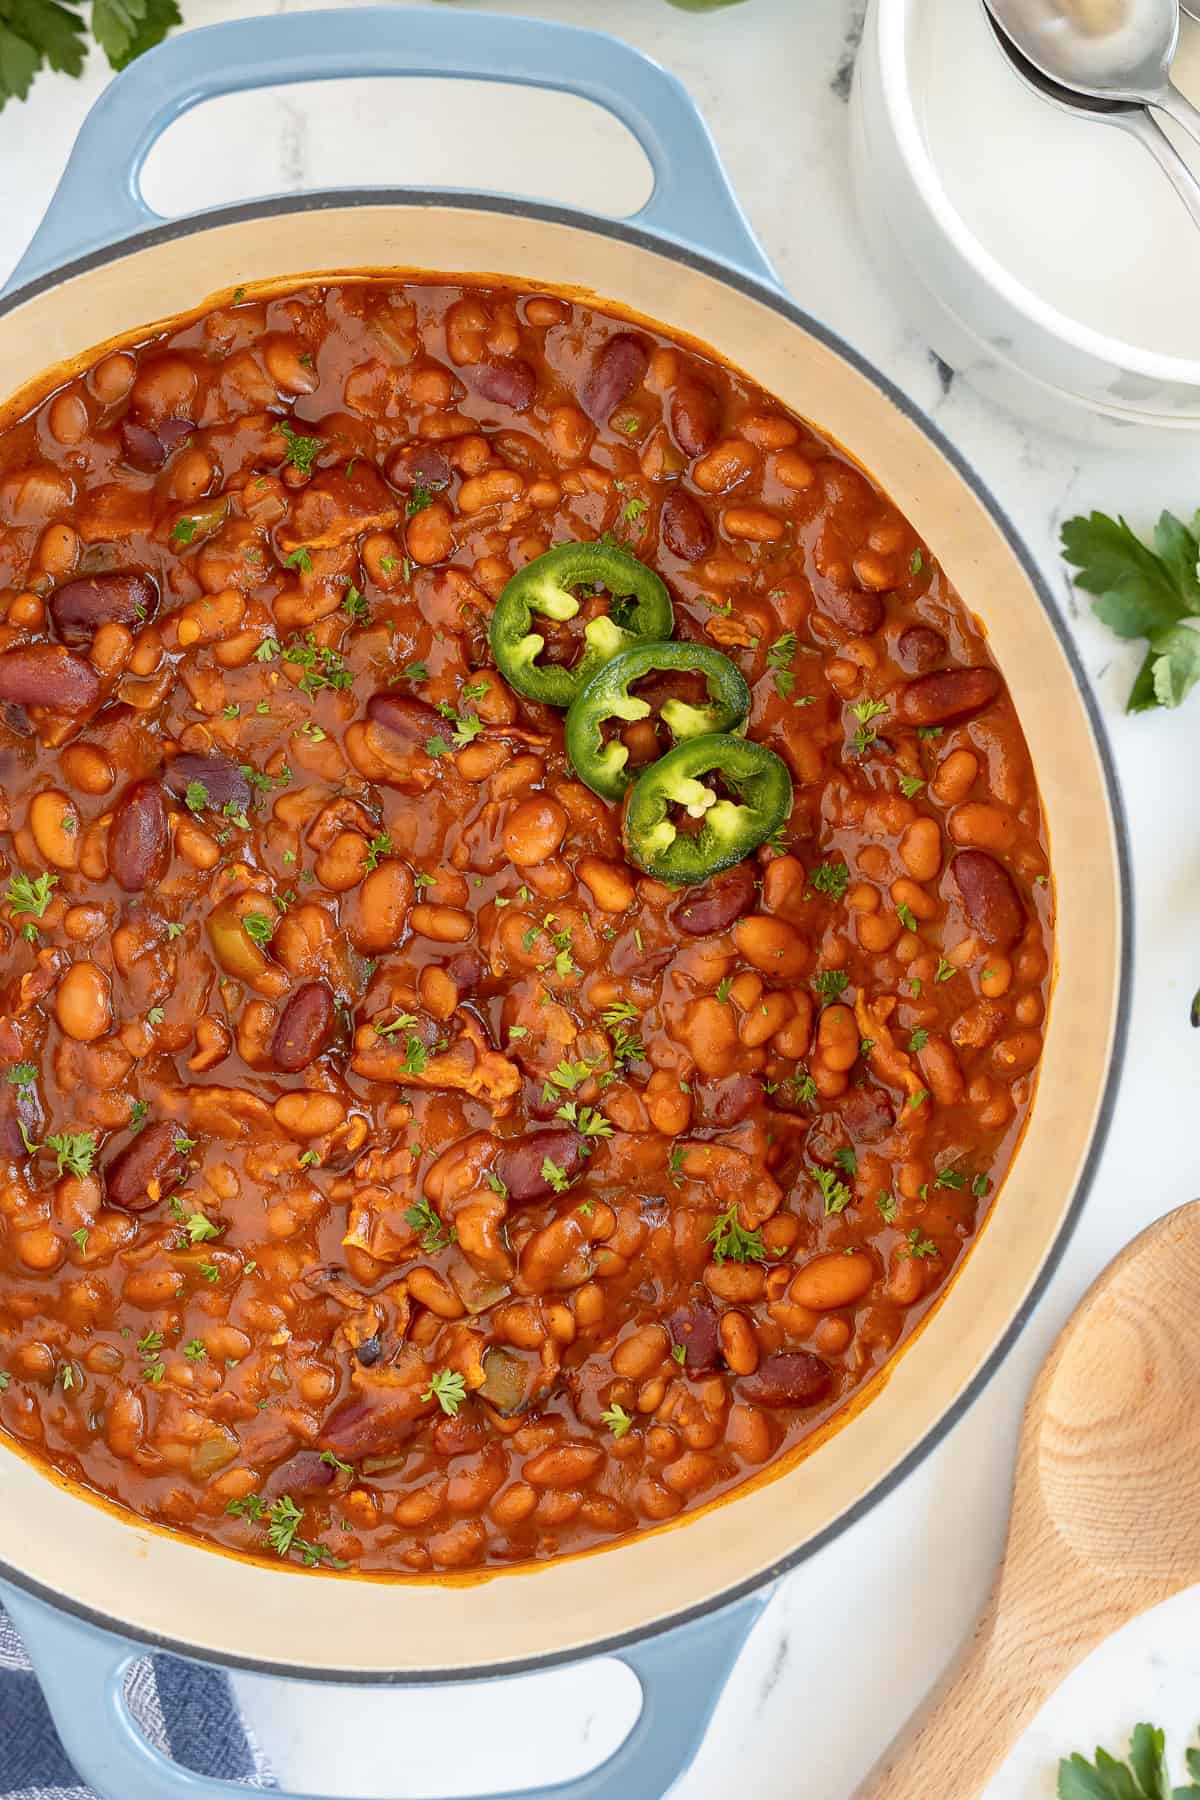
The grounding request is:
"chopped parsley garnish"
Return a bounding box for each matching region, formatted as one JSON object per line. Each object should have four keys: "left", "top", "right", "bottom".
{"left": 45, "top": 1131, "right": 96, "bottom": 1177}
{"left": 934, "top": 1168, "right": 966, "bottom": 1190}
{"left": 899, "top": 773, "right": 925, "bottom": 799}
{"left": 766, "top": 631, "right": 798, "bottom": 700}
{"left": 373, "top": 1011, "right": 418, "bottom": 1040}
{"left": 402, "top": 661, "right": 429, "bottom": 682}
{"left": 404, "top": 1195, "right": 454, "bottom": 1254}
{"left": 6, "top": 871, "right": 57, "bottom": 918}
{"left": 400, "top": 1036, "right": 428, "bottom": 1078}
{"left": 183, "top": 1339, "right": 207, "bottom": 1361}
{"left": 129, "top": 1099, "right": 149, "bottom": 1132}
{"left": 242, "top": 912, "right": 275, "bottom": 946}
{"left": 715, "top": 975, "right": 733, "bottom": 1003}
{"left": 812, "top": 1165, "right": 853, "bottom": 1215}
{"left": 934, "top": 956, "right": 955, "bottom": 983}
{"left": 342, "top": 583, "right": 368, "bottom": 622}
{"left": 6, "top": 1062, "right": 36, "bottom": 1092}
{"left": 283, "top": 632, "right": 352, "bottom": 695}
{"left": 848, "top": 696, "right": 890, "bottom": 754}
{"left": 422, "top": 1368, "right": 467, "bottom": 1416}
{"left": 832, "top": 1148, "right": 858, "bottom": 1176}
{"left": 185, "top": 1212, "right": 221, "bottom": 1244}
{"left": 171, "top": 516, "right": 197, "bottom": 545}
{"left": 808, "top": 860, "right": 849, "bottom": 900}
{"left": 407, "top": 483, "right": 434, "bottom": 516}
{"left": 364, "top": 832, "right": 391, "bottom": 872}
{"left": 706, "top": 1204, "right": 768, "bottom": 1264}
{"left": 902, "top": 1229, "right": 938, "bottom": 1259}
{"left": 896, "top": 902, "right": 918, "bottom": 932}
{"left": 279, "top": 420, "right": 322, "bottom": 477}
{"left": 910, "top": 549, "right": 924, "bottom": 575}
{"left": 908, "top": 1028, "right": 929, "bottom": 1052}
{"left": 71, "top": 1226, "right": 89, "bottom": 1252}
{"left": 812, "top": 969, "right": 849, "bottom": 999}
{"left": 541, "top": 1155, "right": 571, "bottom": 1193}
{"left": 601, "top": 1403, "right": 634, "bottom": 1438}
{"left": 876, "top": 1191, "right": 898, "bottom": 1223}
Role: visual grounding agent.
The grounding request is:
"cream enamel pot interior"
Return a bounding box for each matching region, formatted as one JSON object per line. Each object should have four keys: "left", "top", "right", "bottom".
{"left": 0, "top": 10, "right": 1129, "bottom": 1797}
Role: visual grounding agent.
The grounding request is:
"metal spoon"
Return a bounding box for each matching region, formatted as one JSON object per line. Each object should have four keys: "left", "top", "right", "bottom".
{"left": 984, "top": 0, "right": 1200, "bottom": 147}
{"left": 986, "top": 7, "right": 1200, "bottom": 230}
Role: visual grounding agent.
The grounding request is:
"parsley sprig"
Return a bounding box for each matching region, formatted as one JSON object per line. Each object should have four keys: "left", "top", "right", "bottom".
{"left": 0, "top": 0, "right": 181, "bottom": 113}
{"left": 1063, "top": 508, "right": 1200, "bottom": 712}
{"left": 1058, "top": 1718, "right": 1200, "bottom": 1798}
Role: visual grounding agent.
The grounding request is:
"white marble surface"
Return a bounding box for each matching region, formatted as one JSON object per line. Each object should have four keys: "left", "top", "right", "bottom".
{"left": 2, "top": 1, "right": 1199, "bottom": 1793}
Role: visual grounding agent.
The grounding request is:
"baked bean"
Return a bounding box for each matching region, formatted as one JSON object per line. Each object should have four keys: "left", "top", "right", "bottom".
{"left": 789, "top": 1252, "right": 875, "bottom": 1311}
{"left": 524, "top": 1444, "right": 604, "bottom": 1489}
{"left": 29, "top": 790, "right": 79, "bottom": 869}
{"left": 899, "top": 817, "right": 941, "bottom": 882}
{"left": 719, "top": 1311, "right": 760, "bottom": 1375}
{"left": 577, "top": 856, "right": 635, "bottom": 913}
{"left": 410, "top": 903, "right": 473, "bottom": 942}
{"left": 816, "top": 1003, "right": 859, "bottom": 1072}
{"left": 503, "top": 796, "right": 567, "bottom": 866}
{"left": 732, "top": 914, "right": 808, "bottom": 979}
{"left": 54, "top": 961, "right": 112, "bottom": 1042}
{"left": 692, "top": 438, "right": 759, "bottom": 493}
{"left": 932, "top": 748, "right": 979, "bottom": 805}
{"left": 612, "top": 1324, "right": 669, "bottom": 1380}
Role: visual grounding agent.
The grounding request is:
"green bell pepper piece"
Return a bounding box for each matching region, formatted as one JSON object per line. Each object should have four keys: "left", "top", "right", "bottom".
{"left": 489, "top": 540, "right": 673, "bottom": 708}
{"left": 565, "top": 640, "right": 751, "bottom": 801}
{"left": 623, "top": 732, "right": 792, "bottom": 883}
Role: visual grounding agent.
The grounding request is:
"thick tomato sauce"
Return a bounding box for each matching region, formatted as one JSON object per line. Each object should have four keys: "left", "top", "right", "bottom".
{"left": 0, "top": 280, "right": 1051, "bottom": 1574}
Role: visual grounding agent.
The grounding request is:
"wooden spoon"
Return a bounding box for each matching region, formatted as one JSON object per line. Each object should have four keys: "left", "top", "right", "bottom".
{"left": 856, "top": 1201, "right": 1200, "bottom": 1798}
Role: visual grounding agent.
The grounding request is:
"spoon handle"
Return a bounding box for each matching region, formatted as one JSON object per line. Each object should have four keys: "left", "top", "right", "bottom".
{"left": 1124, "top": 106, "right": 1200, "bottom": 230}
{"left": 1152, "top": 79, "right": 1200, "bottom": 152}
{"left": 852, "top": 1574, "right": 1113, "bottom": 1800}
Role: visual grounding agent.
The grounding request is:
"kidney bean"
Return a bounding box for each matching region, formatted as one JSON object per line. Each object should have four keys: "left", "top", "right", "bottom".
{"left": 272, "top": 980, "right": 336, "bottom": 1072}
{"left": 472, "top": 360, "right": 536, "bottom": 412}
{"left": 659, "top": 490, "right": 714, "bottom": 563}
{"left": 494, "top": 1128, "right": 585, "bottom": 1201}
{"left": 382, "top": 444, "right": 451, "bottom": 494}
{"left": 320, "top": 1388, "right": 429, "bottom": 1459}
{"left": 366, "top": 692, "right": 443, "bottom": 743}
{"left": 741, "top": 1351, "right": 832, "bottom": 1407}
{"left": 672, "top": 863, "right": 757, "bottom": 935}
{"left": 667, "top": 1297, "right": 721, "bottom": 1372}
{"left": 162, "top": 752, "right": 251, "bottom": 814}
{"left": 49, "top": 571, "right": 158, "bottom": 645}
{"left": 694, "top": 1074, "right": 762, "bottom": 1128}
{"left": 669, "top": 381, "right": 722, "bottom": 457}
{"left": 446, "top": 948, "right": 485, "bottom": 997}
{"left": 896, "top": 625, "right": 947, "bottom": 673}
{"left": 0, "top": 644, "right": 101, "bottom": 711}
{"left": 261, "top": 1448, "right": 338, "bottom": 1502}
{"left": 815, "top": 586, "right": 885, "bottom": 636}
{"left": 108, "top": 778, "right": 169, "bottom": 891}
{"left": 951, "top": 849, "right": 1024, "bottom": 948}
{"left": 120, "top": 418, "right": 194, "bottom": 471}
{"left": 104, "top": 1121, "right": 190, "bottom": 1212}
{"left": 581, "top": 332, "right": 649, "bottom": 422}
{"left": 896, "top": 666, "right": 1003, "bottom": 727}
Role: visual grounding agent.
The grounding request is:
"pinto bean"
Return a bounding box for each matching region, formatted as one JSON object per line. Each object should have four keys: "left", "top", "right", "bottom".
{"left": 673, "top": 864, "right": 757, "bottom": 937}
{"left": 896, "top": 667, "right": 1003, "bottom": 728}
{"left": 104, "top": 1121, "right": 190, "bottom": 1212}
{"left": 350, "top": 860, "right": 414, "bottom": 954}
{"left": 108, "top": 778, "right": 169, "bottom": 891}
{"left": 494, "top": 1129, "right": 585, "bottom": 1202}
{"left": 49, "top": 572, "right": 158, "bottom": 644}
{"left": 951, "top": 849, "right": 1024, "bottom": 949}
{"left": 582, "top": 332, "right": 649, "bottom": 422}
{"left": 896, "top": 625, "right": 947, "bottom": 673}
{"left": 0, "top": 644, "right": 101, "bottom": 712}
{"left": 162, "top": 753, "right": 252, "bottom": 815}
{"left": 272, "top": 981, "right": 336, "bottom": 1072}
{"left": 659, "top": 490, "right": 714, "bottom": 562}
{"left": 788, "top": 1252, "right": 875, "bottom": 1311}
{"left": 741, "top": 1351, "right": 832, "bottom": 1407}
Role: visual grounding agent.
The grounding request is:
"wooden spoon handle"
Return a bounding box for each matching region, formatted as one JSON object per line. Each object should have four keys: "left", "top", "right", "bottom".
{"left": 853, "top": 1591, "right": 1086, "bottom": 1800}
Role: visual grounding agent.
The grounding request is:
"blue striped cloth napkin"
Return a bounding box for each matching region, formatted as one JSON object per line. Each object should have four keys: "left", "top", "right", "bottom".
{"left": 0, "top": 1601, "right": 276, "bottom": 1796}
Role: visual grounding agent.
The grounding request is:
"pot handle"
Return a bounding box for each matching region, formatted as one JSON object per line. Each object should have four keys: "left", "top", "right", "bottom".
{"left": 6, "top": 6, "right": 776, "bottom": 295}
{"left": 2, "top": 1581, "right": 767, "bottom": 1800}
